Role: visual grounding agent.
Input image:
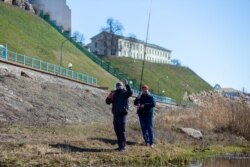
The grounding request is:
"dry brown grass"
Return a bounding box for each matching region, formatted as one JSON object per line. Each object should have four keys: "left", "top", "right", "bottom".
{"left": 0, "top": 118, "right": 249, "bottom": 166}
{"left": 161, "top": 93, "right": 250, "bottom": 140}
{"left": 229, "top": 100, "right": 250, "bottom": 140}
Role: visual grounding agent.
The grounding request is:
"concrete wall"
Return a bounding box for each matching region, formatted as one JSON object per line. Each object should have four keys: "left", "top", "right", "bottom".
{"left": 31, "top": 0, "right": 71, "bottom": 32}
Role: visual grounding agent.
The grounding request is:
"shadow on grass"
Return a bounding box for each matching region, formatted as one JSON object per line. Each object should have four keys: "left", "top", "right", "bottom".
{"left": 89, "top": 137, "right": 138, "bottom": 146}
{"left": 49, "top": 143, "right": 112, "bottom": 153}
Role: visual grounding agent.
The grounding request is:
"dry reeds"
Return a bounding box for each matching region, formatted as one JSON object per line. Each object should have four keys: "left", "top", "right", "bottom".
{"left": 161, "top": 93, "right": 250, "bottom": 140}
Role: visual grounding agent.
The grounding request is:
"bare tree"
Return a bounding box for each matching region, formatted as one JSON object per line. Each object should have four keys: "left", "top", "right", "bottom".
{"left": 101, "top": 17, "right": 124, "bottom": 35}
{"left": 73, "top": 31, "right": 85, "bottom": 45}
{"left": 101, "top": 18, "right": 124, "bottom": 56}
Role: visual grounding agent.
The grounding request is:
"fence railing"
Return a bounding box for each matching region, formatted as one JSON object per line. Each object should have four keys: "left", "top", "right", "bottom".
{"left": 0, "top": 46, "right": 98, "bottom": 85}
{"left": 132, "top": 89, "right": 176, "bottom": 104}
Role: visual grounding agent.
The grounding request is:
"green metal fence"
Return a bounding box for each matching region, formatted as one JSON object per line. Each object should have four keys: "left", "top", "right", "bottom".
{"left": 0, "top": 46, "right": 98, "bottom": 85}
{"left": 132, "top": 89, "right": 176, "bottom": 104}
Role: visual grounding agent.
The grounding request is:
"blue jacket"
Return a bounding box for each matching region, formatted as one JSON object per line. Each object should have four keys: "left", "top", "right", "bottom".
{"left": 106, "top": 85, "right": 133, "bottom": 116}
{"left": 134, "top": 93, "right": 156, "bottom": 117}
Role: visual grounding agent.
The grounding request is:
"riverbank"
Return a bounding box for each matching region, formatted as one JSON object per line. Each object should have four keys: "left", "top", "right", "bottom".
{"left": 0, "top": 63, "right": 250, "bottom": 166}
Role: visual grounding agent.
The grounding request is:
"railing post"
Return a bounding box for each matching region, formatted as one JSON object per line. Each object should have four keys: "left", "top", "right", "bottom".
{"left": 86, "top": 76, "right": 89, "bottom": 83}
{"left": 39, "top": 60, "right": 42, "bottom": 69}
{"left": 76, "top": 72, "right": 78, "bottom": 80}
{"left": 46, "top": 62, "right": 49, "bottom": 72}
{"left": 71, "top": 71, "right": 74, "bottom": 78}
{"left": 4, "top": 45, "right": 8, "bottom": 60}
{"left": 14, "top": 53, "right": 17, "bottom": 62}
{"left": 23, "top": 55, "right": 26, "bottom": 65}
{"left": 53, "top": 64, "right": 56, "bottom": 73}
{"left": 83, "top": 74, "right": 86, "bottom": 82}
{"left": 66, "top": 69, "right": 68, "bottom": 76}
{"left": 79, "top": 74, "right": 82, "bottom": 81}
{"left": 31, "top": 58, "right": 34, "bottom": 67}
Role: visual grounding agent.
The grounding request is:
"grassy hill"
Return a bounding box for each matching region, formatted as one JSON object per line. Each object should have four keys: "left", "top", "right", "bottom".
{"left": 0, "top": 2, "right": 117, "bottom": 88}
{"left": 103, "top": 56, "right": 212, "bottom": 103}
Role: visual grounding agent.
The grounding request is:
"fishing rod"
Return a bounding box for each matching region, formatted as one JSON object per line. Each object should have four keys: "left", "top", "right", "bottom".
{"left": 139, "top": 0, "right": 153, "bottom": 93}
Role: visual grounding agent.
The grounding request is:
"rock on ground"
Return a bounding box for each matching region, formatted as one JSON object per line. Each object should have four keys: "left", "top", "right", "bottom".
{"left": 180, "top": 127, "right": 203, "bottom": 139}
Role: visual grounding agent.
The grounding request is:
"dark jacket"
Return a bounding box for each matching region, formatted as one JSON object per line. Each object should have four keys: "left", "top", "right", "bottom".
{"left": 134, "top": 93, "right": 156, "bottom": 117}
{"left": 106, "top": 84, "right": 133, "bottom": 116}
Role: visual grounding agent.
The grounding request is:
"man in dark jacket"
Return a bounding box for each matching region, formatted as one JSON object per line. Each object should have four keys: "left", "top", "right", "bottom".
{"left": 134, "top": 85, "right": 156, "bottom": 148}
{"left": 106, "top": 80, "right": 133, "bottom": 151}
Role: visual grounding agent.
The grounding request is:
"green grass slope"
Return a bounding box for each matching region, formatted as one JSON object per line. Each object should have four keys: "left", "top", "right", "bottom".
{"left": 0, "top": 2, "right": 117, "bottom": 88}
{"left": 103, "top": 56, "right": 212, "bottom": 103}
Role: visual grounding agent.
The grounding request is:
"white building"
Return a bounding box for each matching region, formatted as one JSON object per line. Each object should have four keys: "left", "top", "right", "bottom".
{"left": 89, "top": 32, "right": 171, "bottom": 64}
{"left": 30, "top": 0, "right": 71, "bottom": 32}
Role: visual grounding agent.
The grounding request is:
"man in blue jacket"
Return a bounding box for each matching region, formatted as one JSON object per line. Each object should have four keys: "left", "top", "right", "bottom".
{"left": 134, "top": 85, "right": 156, "bottom": 148}
{"left": 106, "top": 80, "right": 133, "bottom": 151}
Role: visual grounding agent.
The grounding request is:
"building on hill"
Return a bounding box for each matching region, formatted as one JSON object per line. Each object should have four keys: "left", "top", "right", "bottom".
{"left": 88, "top": 32, "right": 171, "bottom": 64}
{"left": 214, "top": 85, "right": 241, "bottom": 98}
{"left": 30, "top": 0, "right": 71, "bottom": 32}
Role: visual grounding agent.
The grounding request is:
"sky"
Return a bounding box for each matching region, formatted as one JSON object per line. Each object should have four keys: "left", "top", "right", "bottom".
{"left": 66, "top": 0, "right": 250, "bottom": 92}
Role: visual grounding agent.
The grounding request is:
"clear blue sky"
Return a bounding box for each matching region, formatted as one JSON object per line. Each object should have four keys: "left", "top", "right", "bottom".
{"left": 66, "top": 0, "right": 250, "bottom": 92}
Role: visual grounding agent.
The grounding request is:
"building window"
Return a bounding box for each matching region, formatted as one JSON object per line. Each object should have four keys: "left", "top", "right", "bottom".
{"left": 95, "top": 42, "right": 97, "bottom": 48}
{"left": 111, "top": 49, "right": 116, "bottom": 55}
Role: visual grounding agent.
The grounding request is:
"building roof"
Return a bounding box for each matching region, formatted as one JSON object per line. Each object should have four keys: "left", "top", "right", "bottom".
{"left": 146, "top": 43, "right": 171, "bottom": 52}
{"left": 91, "top": 31, "right": 172, "bottom": 52}
{"left": 217, "top": 88, "right": 240, "bottom": 93}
